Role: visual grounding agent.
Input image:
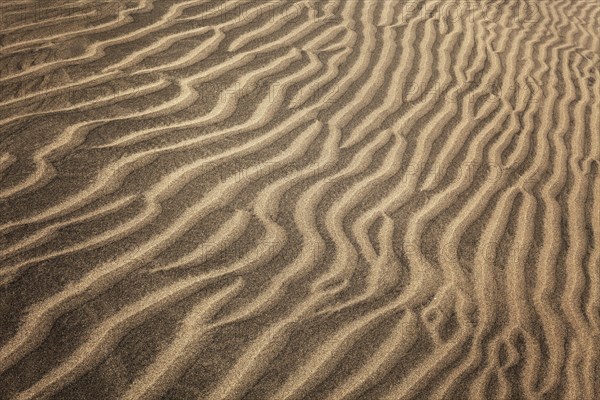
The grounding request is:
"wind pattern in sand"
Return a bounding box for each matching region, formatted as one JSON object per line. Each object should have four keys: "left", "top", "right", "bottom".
{"left": 1, "top": 0, "right": 599, "bottom": 399}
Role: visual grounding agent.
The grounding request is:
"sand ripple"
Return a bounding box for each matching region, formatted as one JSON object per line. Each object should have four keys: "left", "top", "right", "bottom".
{"left": 1, "top": 0, "right": 599, "bottom": 398}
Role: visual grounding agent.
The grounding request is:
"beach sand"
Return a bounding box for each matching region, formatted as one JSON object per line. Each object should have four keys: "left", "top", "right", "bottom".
{"left": 0, "top": 0, "right": 599, "bottom": 399}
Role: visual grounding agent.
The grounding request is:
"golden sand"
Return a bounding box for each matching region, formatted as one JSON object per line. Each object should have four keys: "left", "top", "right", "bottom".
{"left": 0, "top": 0, "right": 599, "bottom": 398}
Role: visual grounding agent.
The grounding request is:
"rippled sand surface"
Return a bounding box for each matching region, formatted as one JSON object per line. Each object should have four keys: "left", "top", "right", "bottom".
{"left": 1, "top": 1, "right": 599, "bottom": 399}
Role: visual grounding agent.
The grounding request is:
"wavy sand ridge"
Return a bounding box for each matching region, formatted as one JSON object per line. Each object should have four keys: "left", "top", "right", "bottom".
{"left": 0, "top": 0, "right": 599, "bottom": 398}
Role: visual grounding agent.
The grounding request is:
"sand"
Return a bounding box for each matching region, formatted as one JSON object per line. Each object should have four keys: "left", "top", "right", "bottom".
{"left": 0, "top": 0, "right": 599, "bottom": 399}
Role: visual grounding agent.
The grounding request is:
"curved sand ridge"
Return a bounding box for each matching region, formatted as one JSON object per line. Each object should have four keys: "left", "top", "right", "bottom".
{"left": 0, "top": 0, "right": 599, "bottom": 398}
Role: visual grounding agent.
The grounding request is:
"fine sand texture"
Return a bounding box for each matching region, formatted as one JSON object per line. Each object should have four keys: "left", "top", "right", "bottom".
{"left": 0, "top": 0, "right": 599, "bottom": 399}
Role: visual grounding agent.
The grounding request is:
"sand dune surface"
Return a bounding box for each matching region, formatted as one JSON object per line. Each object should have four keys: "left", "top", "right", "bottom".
{"left": 0, "top": 0, "right": 599, "bottom": 399}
